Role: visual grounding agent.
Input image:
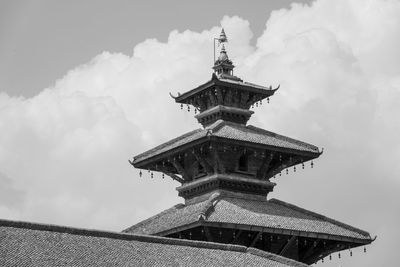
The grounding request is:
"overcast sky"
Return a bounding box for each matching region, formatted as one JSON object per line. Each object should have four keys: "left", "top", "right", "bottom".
{"left": 1, "top": 0, "right": 399, "bottom": 266}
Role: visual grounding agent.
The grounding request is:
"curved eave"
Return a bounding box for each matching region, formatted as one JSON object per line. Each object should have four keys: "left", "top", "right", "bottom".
{"left": 132, "top": 135, "right": 320, "bottom": 170}
{"left": 174, "top": 75, "right": 277, "bottom": 104}
{"left": 155, "top": 221, "right": 373, "bottom": 246}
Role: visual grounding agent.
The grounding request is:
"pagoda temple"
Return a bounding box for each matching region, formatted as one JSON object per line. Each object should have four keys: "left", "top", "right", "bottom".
{"left": 125, "top": 29, "right": 374, "bottom": 265}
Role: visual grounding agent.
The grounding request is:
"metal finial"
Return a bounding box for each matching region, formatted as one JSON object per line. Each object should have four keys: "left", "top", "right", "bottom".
{"left": 219, "top": 28, "right": 228, "bottom": 43}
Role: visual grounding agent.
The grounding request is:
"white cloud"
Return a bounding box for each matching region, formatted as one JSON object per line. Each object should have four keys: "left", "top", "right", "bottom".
{"left": 0, "top": 0, "right": 399, "bottom": 265}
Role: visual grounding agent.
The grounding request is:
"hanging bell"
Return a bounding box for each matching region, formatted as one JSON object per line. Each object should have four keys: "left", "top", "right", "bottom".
{"left": 314, "top": 241, "right": 317, "bottom": 247}
{"left": 189, "top": 232, "right": 192, "bottom": 239}
{"left": 322, "top": 258, "right": 324, "bottom": 263}
{"left": 364, "top": 246, "right": 366, "bottom": 253}
{"left": 194, "top": 109, "right": 197, "bottom": 114}
{"left": 251, "top": 104, "right": 254, "bottom": 109}
{"left": 162, "top": 173, "right": 165, "bottom": 179}
{"left": 233, "top": 232, "right": 236, "bottom": 239}
{"left": 338, "top": 253, "right": 341, "bottom": 259}
{"left": 279, "top": 172, "right": 282, "bottom": 176}
{"left": 260, "top": 234, "right": 262, "bottom": 241}
{"left": 219, "top": 230, "right": 222, "bottom": 237}
{"left": 350, "top": 250, "right": 353, "bottom": 257}
{"left": 151, "top": 172, "right": 154, "bottom": 178}
{"left": 256, "top": 102, "right": 258, "bottom": 107}
{"left": 294, "top": 166, "right": 296, "bottom": 172}
{"left": 311, "top": 161, "right": 314, "bottom": 168}
{"left": 286, "top": 169, "right": 289, "bottom": 175}
{"left": 302, "top": 162, "right": 305, "bottom": 169}
{"left": 180, "top": 103, "right": 183, "bottom": 110}
{"left": 267, "top": 97, "right": 270, "bottom": 103}
{"left": 201, "top": 229, "right": 204, "bottom": 235}
{"left": 139, "top": 170, "right": 142, "bottom": 177}
{"left": 260, "top": 100, "right": 262, "bottom": 106}
{"left": 187, "top": 105, "right": 190, "bottom": 112}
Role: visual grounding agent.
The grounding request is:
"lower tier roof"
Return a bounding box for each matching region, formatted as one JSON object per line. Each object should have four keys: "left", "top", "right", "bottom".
{"left": 0, "top": 219, "right": 306, "bottom": 267}
{"left": 123, "top": 192, "right": 372, "bottom": 244}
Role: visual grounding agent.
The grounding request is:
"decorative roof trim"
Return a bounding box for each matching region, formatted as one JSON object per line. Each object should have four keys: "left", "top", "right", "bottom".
{"left": 195, "top": 105, "right": 254, "bottom": 120}
{"left": 176, "top": 173, "right": 276, "bottom": 192}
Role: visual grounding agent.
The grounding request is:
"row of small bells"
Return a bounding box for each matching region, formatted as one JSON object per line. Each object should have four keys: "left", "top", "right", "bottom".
{"left": 174, "top": 229, "right": 367, "bottom": 264}
{"left": 137, "top": 152, "right": 315, "bottom": 179}
{"left": 317, "top": 245, "right": 368, "bottom": 264}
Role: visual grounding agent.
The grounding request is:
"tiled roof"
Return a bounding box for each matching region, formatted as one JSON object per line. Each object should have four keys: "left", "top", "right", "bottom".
{"left": 0, "top": 219, "right": 307, "bottom": 267}
{"left": 175, "top": 74, "right": 276, "bottom": 102}
{"left": 133, "top": 120, "right": 320, "bottom": 163}
{"left": 124, "top": 193, "right": 371, "bottom": 243}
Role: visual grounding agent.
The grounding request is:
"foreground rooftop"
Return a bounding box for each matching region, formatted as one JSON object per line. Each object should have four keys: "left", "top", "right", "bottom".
{"left": 0, "top": 218, "right": 307, "bottom": 267}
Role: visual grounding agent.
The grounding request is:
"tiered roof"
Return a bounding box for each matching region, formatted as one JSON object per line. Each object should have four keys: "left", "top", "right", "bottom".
{"left": 127, "top": 29, "right": 374, "bottom": 264}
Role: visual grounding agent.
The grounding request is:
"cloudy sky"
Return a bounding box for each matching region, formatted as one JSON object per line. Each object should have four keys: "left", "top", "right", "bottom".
{"left": 1, "top": 0, "right": 399, "bottom": 266}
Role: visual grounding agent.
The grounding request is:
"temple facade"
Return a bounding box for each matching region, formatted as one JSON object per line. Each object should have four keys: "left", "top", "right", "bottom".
{"left": 125, "top": 29, "right": 374, "bottom": 265}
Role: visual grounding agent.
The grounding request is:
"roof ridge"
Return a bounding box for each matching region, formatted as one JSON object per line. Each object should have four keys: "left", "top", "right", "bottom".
{"left": 269, "top": 198, "right": 371, "bottom": 238}
{"left": 122, "top": 203, "right": 185, "bottom": 233}
{"left": 246, "top": 247, "right": 309, "bottom": 267}
{"left": 199, "top": 192, "right": 221, "bottom": 220}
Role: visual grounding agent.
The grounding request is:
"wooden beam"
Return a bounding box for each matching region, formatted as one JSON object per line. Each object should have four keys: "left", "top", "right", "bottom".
{"left": 216, "top": 86, "right": 224, "bottom": 104}
{"left": 279, "top": 236, "right": 296, "bottom": 257}
{"left": 209, "top": 89, "right": 217, "bottom": 106}
{"left": 231, "top": 230, "right": 243, "bottom": 244}
{"left": 164, "top": 172, "right": 184, "bottom": 184}
{"left": 266, "top": 157, "right": 292, "bottom": 178}
{"left": 239, "top": 91, "right": 249, "bottom": 108}
{"left": 204, "top": 226, "right": 213, "bottom": 242}
{"left": 300, "top": 239, "right": 321, "bottom": 263}
{"left": 170, "top": 158, "right": 188, "bottom": 181}
{"left": 249, "top": 231, "right": 262, "bottom": 247}
{"left": 224, "top": 89, "right": 233, "bottom": 106}
{"left": 256, "top": 152, "right": 274, "bottom": 179}
{"left": 213, "top": 149, "right": 225, "bottom": 174}
{"left": 192, "top": 150, "right": 214, "bottom": 174}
